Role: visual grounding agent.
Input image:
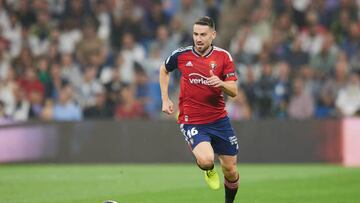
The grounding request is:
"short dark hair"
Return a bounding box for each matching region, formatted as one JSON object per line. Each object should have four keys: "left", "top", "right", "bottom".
{"left": 194, "top": 16, "right": 215, "bottom": 30}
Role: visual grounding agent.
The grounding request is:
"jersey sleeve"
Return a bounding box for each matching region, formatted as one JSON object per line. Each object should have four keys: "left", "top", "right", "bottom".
{"left": 164, "top": 49, "right": 180, "bottom": 72}
{"left": 222, "top": 52, "right": 238, "bottom": 81}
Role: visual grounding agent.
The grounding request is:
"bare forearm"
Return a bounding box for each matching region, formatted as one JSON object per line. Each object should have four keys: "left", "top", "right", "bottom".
{"left": 159, "top": 64, "right": 174, "bottom": 114}
{"left": 159, "top": 64, "right": 170, "bottom": 101}
{"left": 220, "top": 81, "right": 238, "bottom": 97}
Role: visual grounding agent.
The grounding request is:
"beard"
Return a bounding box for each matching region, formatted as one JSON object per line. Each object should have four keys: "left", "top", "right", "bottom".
{"left": 195, "top": 43, "right": 210, "bottom": 54}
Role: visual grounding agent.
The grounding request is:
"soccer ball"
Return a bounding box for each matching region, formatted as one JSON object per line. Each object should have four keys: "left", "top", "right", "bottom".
{"left": 103, "top": 200, "right": 118, "bottom": 203}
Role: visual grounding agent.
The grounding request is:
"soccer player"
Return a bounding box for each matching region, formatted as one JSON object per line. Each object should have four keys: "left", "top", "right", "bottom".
{"left": 159, "top": 16, "right": 239, "bottom": 203}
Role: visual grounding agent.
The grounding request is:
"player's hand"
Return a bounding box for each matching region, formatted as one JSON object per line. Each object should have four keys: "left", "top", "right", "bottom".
{"left": 207, "top": 70, "right": 223, "bottom": 88}
{"left": 162, "top": 99, "right": 174, "bottom": 114}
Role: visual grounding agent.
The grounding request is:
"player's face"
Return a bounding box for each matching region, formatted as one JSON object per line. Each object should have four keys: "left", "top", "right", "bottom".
{"left": 193, "top": 24, "right": 216, "bottom": 54}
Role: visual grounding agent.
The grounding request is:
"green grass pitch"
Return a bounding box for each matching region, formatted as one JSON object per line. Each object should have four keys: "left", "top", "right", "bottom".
{"left": 0, "top": 164, "right": 359, "bottom": 203}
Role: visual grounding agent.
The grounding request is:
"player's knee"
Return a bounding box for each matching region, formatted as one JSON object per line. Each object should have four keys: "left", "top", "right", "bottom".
{"left": 222, "top": 164, "right": 238, "bottom": 179}
{"left": 197, "top": 157, "right": 214, "bottom": 170}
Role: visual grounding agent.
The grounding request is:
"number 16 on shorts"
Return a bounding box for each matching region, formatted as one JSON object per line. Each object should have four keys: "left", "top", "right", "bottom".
{"left": 180, "top": 125, "right": 198, "bottom": 145}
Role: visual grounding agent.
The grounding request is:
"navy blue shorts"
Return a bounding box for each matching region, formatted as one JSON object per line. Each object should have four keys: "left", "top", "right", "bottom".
{"left": 180, "top": 117, "right": 239, "bottom": 156}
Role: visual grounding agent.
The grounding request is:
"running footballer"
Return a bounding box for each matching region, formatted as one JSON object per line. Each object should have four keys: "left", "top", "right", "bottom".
{"left": 159, "top": 16, "right": 240, "bottom": 203}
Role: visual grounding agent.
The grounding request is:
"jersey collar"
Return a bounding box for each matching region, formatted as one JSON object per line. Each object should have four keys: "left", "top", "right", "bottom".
{"left": 192, "top": 45, "right": 214, "bottom": 58}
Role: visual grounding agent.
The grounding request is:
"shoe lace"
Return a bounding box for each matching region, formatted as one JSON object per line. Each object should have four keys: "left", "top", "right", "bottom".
{"left": 206, "top": 169, "right": 216, "bottom": 177}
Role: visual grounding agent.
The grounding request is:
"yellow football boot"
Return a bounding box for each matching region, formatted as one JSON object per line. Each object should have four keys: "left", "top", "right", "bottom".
{"left": 204, "top": 168, "right": 220, "bottom": 190}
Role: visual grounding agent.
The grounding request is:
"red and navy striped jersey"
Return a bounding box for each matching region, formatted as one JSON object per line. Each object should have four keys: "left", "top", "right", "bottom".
{"left": 165, "top": 45, "right": 237, "bottom": 124}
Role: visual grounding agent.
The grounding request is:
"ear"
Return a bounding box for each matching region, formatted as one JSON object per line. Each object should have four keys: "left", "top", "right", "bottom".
{"left": 212, "top": 30, "right": 217, "bottom": 40}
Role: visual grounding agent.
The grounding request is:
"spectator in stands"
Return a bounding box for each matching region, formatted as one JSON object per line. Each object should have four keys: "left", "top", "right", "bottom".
{"left": 141, "top": 44, "right": 163, "bottom": 118}
{"left": 288, "top": 77, "right": 315, "bottom": 119}
{"left": 110, "top": 0, "right": 144, "bottom": 50}
{"left": 94, "top": 0, "right": 111, "bottom": 44}
{"left": 14, "top": 0, "right": 36, "bottom": 28}
{"left": 151, "top": 25, "right": 178, "bottom": 60}
{"left": 12, "top": 47, "right": 33, "bottom": 76}
{"left": 331, "top": 9, "right": 352, "bottom": 44}
{"left": 226, "top": 88, "right": 252, "bottom": 120}
{"left": 0, "top": 0, "right": 9, "bottom": 30}
{"left": 46, "top": 32, "right": 61, "bottom": 62}
{"left": 143, "top": 0, "right": 171, "bottom": 40}
{"left": 230, "top": 23, "right": 262, "bottom": 64}
{"left": 286, "top": 35, "right": 309, "bottom": 70}
{"left": 52, "top": 84, "right": 82, "bottom": 121}
{"left": 60, "top": 53, "right": 82, "bottom": 89}
{"left": 315, "top": 93, "right": 337, "bottom": 118}
{"left": 299, "top": 11, "right": 325, "bottom": 56}
{"left": 61, "top": 0, "right": 93, "bottom": 29}
{"left": 75, "top": 17, "right": 106, "bottom": 67}
{"left": 321, "top": 60, "right": 349, "bottom": 105}
{"left": 118, "top": 32, "right": 145, "bottom": 84}
{"left": 0, "top": 99, "right": 10, "bottom": 122}
{"left": 83, "top": 88, "right": 113, "bottom": 119}
{"left": 2, "top": 10, "right": 22, "bottom": 57}
{"left": 240, "top": 66, "right": 257, "bottom": 113}
{"left": 268, "top": 26, "right": 288, "bottom": 61}
{"left": 350, "top": 49, "right": 360, "bottom": 73}
{"left": 309, "top": 0, "right": 334, "bottom": 29}
{"left": 40, "top": 98, "right": 53, "bottom": 121}
{"left": 275, "top": 11, "right": 294, "bottom": 39}
{"left": 168, "top": 15, "right": 192, "bottom": 47}
{"left": 76, "top": 66, "right": 103, "bottom": 108}
{"left": 58, "top": 18, "right": 82, "bottom": 55}
{"left": 250, "top": 3, "right": 273, "bottom": 42}
{"left": 205, "top": 0, "right": 220, "bottom": 27}
{"left": 309, "top": 32, "right": 338, "bottom": 76}
{"left": 134, "top": 64, "right": 153, "bottom": 116}
{"left": 35, "top": 56, "right": 51, "bottom": 85}
{"left": 28, "top": 89, "right": 44, "bottom": 119}
{"left": 11, "top": 84, "right": 30, "bottom": 121}
{"left": 254, "top": 63, "right": 275, "bottom": 117}
{"left": 115, "top": 84, "right": 146, "bottom": 120}
{"left": 272, "top": 61, "right": 291, "bottom": 118}
{"left": 0, "top": 40, "right": 10, "bottom": 80}
{"left": 335, "top": 72, "right": 360, "bottom": 117}
{"left": 0, "top": 67, "right": 16, "bottom": 116}
{"left": 28, "top": 10, "right": 52, "bottom": 56}
{"left": 0, "top": 0, "right": 359, "bottom": 121}
{"left": 141, "top": 44, "right": 162, "bottom": 81}
{"left": 45, "top": 63, "right": 67, "bottom": 100}
{"left": 341, "top": 22, "right": 360, "bottom": 59}
{"left": 176, "top": 0, "right": 205, "bottom": 34}
{"left": 300, "top": 65, "right": 321, "bottom": 100}
{"left": 104, "top": 67, "right": 124, "bottom": 111}
{"left": 17, "top": 67, "right": 45, "bottom": 100}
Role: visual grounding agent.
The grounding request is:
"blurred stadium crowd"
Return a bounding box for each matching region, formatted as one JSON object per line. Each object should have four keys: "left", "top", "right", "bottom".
{"left": 0, "top": 0, "right": 359, "bottom": 122}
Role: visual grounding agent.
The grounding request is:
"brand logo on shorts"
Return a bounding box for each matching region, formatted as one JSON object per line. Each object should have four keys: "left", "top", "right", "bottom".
{"left": 229, "top": 136, "right": 238, "bottom": 149}
{"left": 188, "top": 73, "right": 210, "bottom": 85}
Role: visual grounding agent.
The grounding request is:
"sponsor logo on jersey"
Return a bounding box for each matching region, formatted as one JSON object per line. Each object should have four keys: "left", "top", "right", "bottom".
{"left": 188, "top": 73, "right": 210, "bottom": 85}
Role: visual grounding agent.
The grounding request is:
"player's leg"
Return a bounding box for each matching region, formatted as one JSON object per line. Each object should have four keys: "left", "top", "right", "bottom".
{"left": 180, "top": 124, "right": 220, "bottom": 190}
{"left": 218, "top": 155, "right": 239, "bottom": 203}
{"left": 192, "top": 141, "right": 214, "bottom": 170}
{"left": 206, "top": 117, "right": 239, "bottom": 201}
{"left": 192, "top": 141, "right": 220, "bottom": 190}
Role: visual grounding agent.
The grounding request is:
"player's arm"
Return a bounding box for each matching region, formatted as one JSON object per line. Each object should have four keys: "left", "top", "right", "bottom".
{"left": 208, "top": 70, "right": 238, "bottom": 97}
{"left": 220, "top": 80, "right": 237, "bottom": 97}
{"left": 159, "top": 63, "right": 174, "bottom": 114}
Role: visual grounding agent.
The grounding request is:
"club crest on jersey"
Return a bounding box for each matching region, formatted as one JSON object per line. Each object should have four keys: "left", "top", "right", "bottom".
{"left": 209, "top": 61, "right": 217, "bottom": 70}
